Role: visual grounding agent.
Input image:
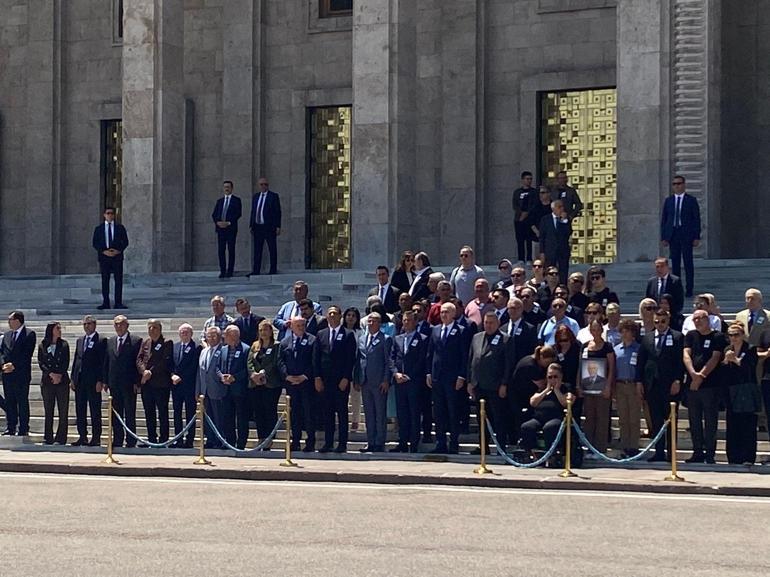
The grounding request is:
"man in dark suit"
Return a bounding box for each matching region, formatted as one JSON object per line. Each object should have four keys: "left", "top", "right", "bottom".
{"left": 391, "top": 310, "right": 429, "bottom": 453}
{"left": 538, "top": 199, "right": 572, "bottom": 284}
{"left": 468, "top": 311, "right": 512, "bottom": 454}
{"left": 645, "top": 257, "right": 684, "bottom": 315}
{"left": 502, "top": 297, "right": 537, "bottom": 445}
{"left": 211, "top": 180, "right": 242, "bottom": 278}
{"left": 314, "top": 305, "right": 356, "bottom": 453}
{"left": 1, "top": 311, "right": 36, "bottom": 436}
{"left": 102, "top": 315, "right": 142, "bottom": 447}
{"left": 136, "top": 319, "right": 174, "bottom": 445}
{"left": 299, "top": 298, "right": 328, "bottom": 336}
{"left": 233, "top": 298, "right": 264, "bottom": 347}
{"left": 427, "top": 302, "right": 468, "bottom": 454}
{"left": 217, "top": 325, "right": 252, "bottom": 449}
{"left": 70, "top": 315, "right": 106, "bottom": 446}
{"left": 408, "top": 252, "right": 433, "bottom": 302}
{"left": 170, "top": 323, "right": 202, "bottom": 448}
{"left": 660, "top": 175, "right": 701, "bottom": 297}
{"left": 551, "top": 170, "right": 584, "bottom": 221}
{"left": 92, "top": 207, "right": 129, "bottom": 310}
{"left": 249, "top": 176, "right": 282, "bottom": 275}
{"left": 637, "top": 309, "right": 684, "bottom": 462}
{"left": 278, "top": 317, "right": 317, "bottom": 452}
{"left": 369, "top": 266, "right": 401, "bottom": 315}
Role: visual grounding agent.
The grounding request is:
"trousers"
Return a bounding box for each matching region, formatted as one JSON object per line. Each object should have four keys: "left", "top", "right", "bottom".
{"left": 75, "top": 380, "right": 102, "bottom": 442}
{"left": 141, "top": 386, "right": 170, "bottom": 443}
{"left": 41, "top": 382, "right": 69, "bottom": 444}
{"left": 686, "top": 387, "right": 719, "bottom": 457}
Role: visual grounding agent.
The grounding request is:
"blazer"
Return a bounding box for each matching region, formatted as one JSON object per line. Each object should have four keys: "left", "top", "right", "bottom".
{"left": 408, "top": 268, "right": 433, "bottom": 302}
{"left": 502, "top": 319, "right": 538, "bottom": 369}
{"left": 1, "top": 327, "right": 36, "bottom": 386}
{"left": 103, "top": 333, "right": 142, "bottom": 390}
{"left": 170, "top": 341, "right": 202, "bottom": 392}
{"left": 196, "top": 344, "right": 227, "bottom": 400}
{"left": 71, "top": 332, "right": 106, "bottom": 387}
{"left": 645, "top": 274, "right": 685, "bottom": 314}
{"left": 735, "top": 308, "right": 770, "bottom": 347}
{"left": 468, "top": 330, "right": 511, "bottom": 392}
{"left": 391, "top": 331, "right": 429, "bottom": 386}
{"left": 391, "top": 269, "right": 414, "bottom": 294}
{"left": 37, "top": 340, "right": 71, "bottom": 387}
{"left": 314, "top": 326, "right": 356, "bottom": 385}
{"left": 247, "top": 342, "right": 283, "bottom": 389}
{"left": 305, "top": 314, "right": 329, "bottom": 337}
{"left": 211, "top": 195, "right": 242, "bottom": 236}
{"left": 249, "top": 189, "right": 282, "bottom": 230}
{"left": 369, "top": 285, "right": 401, "bottom": 314}
{"left": 354, "top": 331, "right": 395, "bottom": 387}
{"left": 135, "top": 337, "right": 173, "bottom": 389}
{"left": 92, "top": 222, "right": 129, "bottom": 263}
{"left": 637, "top": 329, "right": 685, "bottom": 395}
{"left": 273, "top": 300, "right": 324, "bottom": 341}
{"left": 660, "top": 193, "right": 701, "bottom": 242}
{"left": 278, "top": 332, "right": 316, "bottom": 383}
{"left": 427, "top": 322, "right": 468, "bottom": 386}
{"left": 217, "top": 342, "right": 251, "bottom": 397}
{"left": 538, "top": 213, "right": 572, "bottom": 263}
{"left": 551, "top": 186, "right": 584, "bottom": 220}
{"left": 233, "top": 313, "right": 265, "bottom": 347}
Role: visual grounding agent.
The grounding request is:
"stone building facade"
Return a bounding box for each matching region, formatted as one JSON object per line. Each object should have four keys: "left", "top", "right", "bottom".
{"left": 0, "top": 0, "right": 763, "bottom": 275}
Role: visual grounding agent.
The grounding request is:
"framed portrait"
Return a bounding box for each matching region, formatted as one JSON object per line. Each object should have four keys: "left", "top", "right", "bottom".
{"left": 580, "top": 358, "right": 608, "bottom": 395}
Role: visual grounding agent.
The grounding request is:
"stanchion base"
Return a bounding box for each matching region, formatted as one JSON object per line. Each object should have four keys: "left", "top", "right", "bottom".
{"left": 193, "top": 457, "right": 212, "bottom": 465}
{"left": 280, "top": 460, "right": 298, "bottom": 468}
{"left": 558, "top": 469, "right": 577, "bottom": 478}
{"left": 102, "top": 456, "right": 120, "bottom": 465}
{"left": 664, "top": 474, "right": 685, "bottom": 482}
{"left": 473, "top": 465, "right": 494, "bottom": 475}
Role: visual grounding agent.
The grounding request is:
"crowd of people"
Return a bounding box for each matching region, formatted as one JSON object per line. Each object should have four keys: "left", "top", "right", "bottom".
{"left": 0, "top": 246, "right": 768, "bottom": 468}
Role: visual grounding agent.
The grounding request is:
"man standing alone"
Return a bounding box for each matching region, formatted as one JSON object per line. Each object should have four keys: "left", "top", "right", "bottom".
{"left": 92, "top": 207, "right": 128, "bottom": 310}
{"left": 250, "top": 177, "right": 282, "bottom": 276}
{"left": 661, "top": 175, "right": 700, "bottom": 297}
{"left": 211, "top": 180, "right": 241, "bottom": 278}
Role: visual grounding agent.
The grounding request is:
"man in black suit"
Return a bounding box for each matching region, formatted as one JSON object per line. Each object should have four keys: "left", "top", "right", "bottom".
{"left": 369, "top": 266, "right": 401, "bottom": 314}
{"left": 538, "top": 199, "right": 572, "bottom": 284}
{"left": 249, "top": 176, "right": 282, "bottom": 275}
{"left": 217, "top": 325, "right": 251, "bottom": 449}
{"left": 278, "top": 317, "right": 317, "bottom": 452}
{"left": 102, "top": 315, "right": 142, "bottom": 448}
{"left": 1, "top": 311, "right": 36, "bottom": 436}
{"left": 502, "top": 297, "right": 537, "bottom": 445}
{"left": 299, "top": 298, "right": 328, "bottom": 336}
{"left": 70, "top": 315, "right": 106, "bottom": 446}
{"left": 637, "top": 309, "right": 684, "bottom": 462}
{"left": 233, "top": 298, "right": 264, "bottom": 347}
{"left": 551, "top": 170, "right": 584, "bottom": 221}
{"left": 314, "top": 305, "right": 356, "bottom": 453}
{"left": 408, "top": 252, "right": 433, "bottom": 302}
{"left": 391, "top": 310, "right": 429, "bottom": 453}
{"left": 211, "top": 180, "right": 242, "bottom": 278}
{"left": 645, "top": 257, "right": 684, "bottom": 315}
{"left": 170, "top": 323, "right": 202, "bottom": 448}
{"left": 660, "top": 175, "right": 701, "bottom": 297}
{"left": 92, "top": 207, "right": 129, "bottom": 310}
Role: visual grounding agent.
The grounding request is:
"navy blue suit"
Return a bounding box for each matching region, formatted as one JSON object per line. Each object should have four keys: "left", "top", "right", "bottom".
{"left": 71, "top": 332, "right": 106, "bottom": 443}
{"left": 233, "top": 313, "right": 265, "bottom": 347}
{"left": 427, "top": 322, "right": 468, "bottom": 451}
{"left": 212, "top": 194, "right": 242, "bottom": 277}
{"left": 314, "top": 326, "right": 356, "bottom": 450}
{"left": 250, "top": 189, "right": 282, "bottom": 275}
{"left": 661, "top": 193, "right": 701, "bottom": 295}
{"left": 1, "top": 327, "right": 36, "bottom": 435}
{"left": 92, "top": 221, "right": 129, "bottom": 307}
{"left": 278, "top": 332, "right": 316, "bottom": 449}
{"left": 217, "top": 342, "right": 251, "bottom": 448}
{"left": 170, "top": 341, "right": 202, "bottom": 446}
{"left": 392, "top": 331, "right": 429, "bottom": 450}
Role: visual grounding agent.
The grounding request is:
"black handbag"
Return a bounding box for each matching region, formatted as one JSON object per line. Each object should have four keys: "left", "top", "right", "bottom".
{"left": 729, "top": 382, "right": 762, "bottom": 414}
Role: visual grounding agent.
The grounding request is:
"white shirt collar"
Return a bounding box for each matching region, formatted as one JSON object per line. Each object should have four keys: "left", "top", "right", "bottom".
{"left": 414, "top": 267, "right": 428, "bottom": 277}
{"left": 674, "top": 193, "right": 685, "bottom": 200}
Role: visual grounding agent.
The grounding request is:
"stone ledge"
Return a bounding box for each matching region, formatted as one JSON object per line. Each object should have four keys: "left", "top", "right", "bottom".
{"left": 537, "top": 0, "right": 617, "bottom": 14}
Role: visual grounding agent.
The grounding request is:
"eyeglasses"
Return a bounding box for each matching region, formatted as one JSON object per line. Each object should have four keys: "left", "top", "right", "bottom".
{"left": 672, "top": 181, "right": 684, "bottom": 186}
{"left": 552, "top": 304, "right": 565, "bottom": 309}
{"left": 533, "top": 264, "right": 543, "bottom": 269}
{"left": 653, "top": 320, "right": 668, "bottom": 325}
{"left": 643, "top": 306, "right": 657, "bottom": 311}
{"left": 511, "top": 273, "right": 523, "bottom": 277}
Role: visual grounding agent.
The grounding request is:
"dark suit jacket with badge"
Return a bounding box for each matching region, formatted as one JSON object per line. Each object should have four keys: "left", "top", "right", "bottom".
{"left": 216, "top": 342, "right": 251, "bottom": 397}
{"left": 1, "top": 327, "right": 37, "bottom": 386}
{"left": 392, "top": 331, "right": 428, "bottom": 386}
{"left": 71, "top": 332, "right": 106, "bottom": 388}
{"left": 637, "top": 329, "right": 685, "bottom": 395}
{"left": 103, "top": 333, "right": 142, "bottom": 390}
{"left": 538, "top": 213, "right": 572, "bottom": 264}
{"left": 314, "top": 326, "right": 356, "bottom": 387}
{"left": 171, "top": 341, "right": 202, "bottom": 392}
{"left": 136, "top": 337, "right": 173, "bottom": 389}
{"left": 368, "top": 285, "right": 402, "bottom": 314}
{"left": 428, "top": 322, "right": 468, "bottom": 386}
{"left": 468, "top": 330, "right": 511, "bottom": 392}
{"left": 354, "top": 331, "right": 395, "bottom": 387}
{"left": 233, "top": 313, "right": 266, "bottom": 347}
{"left": 279, "top": 332, "right": 316, "bottom": 383}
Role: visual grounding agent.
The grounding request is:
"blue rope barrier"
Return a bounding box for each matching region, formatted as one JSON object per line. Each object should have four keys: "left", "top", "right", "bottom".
{"left": 204, "top": 412, "right": 285, "bottom": 453}
{"left": 111, "top": 409, "right": 197, "bottom": 448}
{"left": 572, "top": 419, "right": 670, "bottom": 464}
{"left": 486, "top": 417, "right": 566, "bottom": 468}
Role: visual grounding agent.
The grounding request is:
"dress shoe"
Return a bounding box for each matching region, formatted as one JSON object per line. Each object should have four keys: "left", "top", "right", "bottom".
{"left": 171, "top": 441, "right": 184, "bottom": 449}
{"left": 71, "top": 438, "right": 87, "bottom": 447}
{"left": 421, "top": 434, "right": 433, "bottom": 444}
{"left": 409, "top": 445, "right": 420, "bottom": 453}
{"left": 359, "top": 445, "right": 375, "bottom": 453}
{"left": 114, "top": 304, "right": 128, "bottom": 310}
{"left": 685, "top": 452, "right": 705, "bottom": 464}
{"left": 429, "top": 446, "right": 448, "bottom": 454}
{"left": 218, "top": 273, "right": 226, "bottom": 279}
{"left": 704, "top": 455, "right": 716, "bottom": 465}
{"left": 43, "top": 440, "right": 54, "bottom": 445}
{"left": 647, "top": 453, "right": 667, "bottom": 463}
{"left": 389, "top": 444, "right": 408, "bottom": 453}
{"left": 333, "top": 445, "right": 347, "bottom": 453}
{"left": 470, "top": 447, "right": 490, "bottom": 456}
{"left": 97, "top": 303, "right": 110, "bottom": 310}
{"left": 183, "top": 440, "right": 194, "bottom": 449}
{"left": 54, "top": 441, "right": 66, "bottom": 446}
{"left": 18, "top": 430, "right": 29, "bottom": 437}
{"left": 2, "top": 430, "right": 16, "bottom": 436}
{"left": 125, "top": 443, "right": 137, "bottom": 449}
{"left": 261, "top": 446, "right": 272, "bottom": 452}
{"left": 448, "top": 445, "right": 460, "bottom": 455}
{"left": 350, "top": 422, "right": 359, "bottom": 431}
{"left": 317, "top": 445, "right": 332, "bottom": 453}
{"left": 88, "top": 439, "right": 101, "bottom": 447}
{"left": 374, "top": 445, "right": 386, "bottom": 452}
{"left": 290, "top": 443, "right": 301, "bottom": 452}
{"left": 302, "top": 444, "right": 315, "bottom": 453}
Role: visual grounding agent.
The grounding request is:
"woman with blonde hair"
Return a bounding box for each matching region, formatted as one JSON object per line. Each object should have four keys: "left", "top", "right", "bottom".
{"left": 247, "top": 319, "right": 283, "bottom": 449}
{"left": 637, "top": 298, "right": 658, "bottom": 339}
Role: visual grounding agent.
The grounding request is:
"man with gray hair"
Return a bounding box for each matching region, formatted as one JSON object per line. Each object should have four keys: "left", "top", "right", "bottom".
{"left": 737, "top": 289, "right": 770, "bottom": 346}
{"left": 170, "top": 323, "right": 202, "bottom": 448}
{"left": 200, "top": 295, "right": 235, "bottom": 344}
{"left": 217, "top": 325, "right": 251, "bottom": 449}
{"left": 196, "top": 326, "right": 225, "bottom": 449}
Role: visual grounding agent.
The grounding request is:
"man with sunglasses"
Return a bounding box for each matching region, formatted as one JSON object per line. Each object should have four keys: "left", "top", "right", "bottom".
{"left": 520, "top": 286, "right": 547, "bottom": 328}
{"left": 537, "top": 298, "right": 579, "bottom": 346}
{"left": 660, "top": 175, "right": 701, "bottom": 298}
{"left": 493, "top": 259, "right": 513, "bottom": 290}
{"left": 567, "top": 273, "right": 590, "bottom": 312}
{"left": 92, "top": 207, "right": 129, "bottom": 310}
{"left": 586, "top": 267, "right": 619, "bottom": 307}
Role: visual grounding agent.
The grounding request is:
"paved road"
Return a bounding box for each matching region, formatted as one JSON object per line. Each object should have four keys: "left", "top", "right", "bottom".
{"left": 0, "top": 473, "right": 768, "bottom": 577}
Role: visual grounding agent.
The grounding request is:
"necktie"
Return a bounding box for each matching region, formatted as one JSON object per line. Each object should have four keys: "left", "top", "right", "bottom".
{"left": 226, "top": 347, "right": 235, "bottom": 373}
{"left": 293, "top": 337, "right": 298, "bottom": 358}
{"left": 379, "top": 286, "right": 386, "bottom": 303}
{"left": 222, "top": 196, "right": 230, "bottom": 220}
{"left": 205, "top": 348, "right": 213, "bottom": 370}
{"left": 108, "top": 223, "right": 114, "bottom": 248}
{"left": 749, "top": 312, "right": 755, "bottom": 331}
{"left": 656, "top": 332, "right": 663, "bottom": 351}
{"left": 257, "top": 193, "right": 266, "bottom": 224}
{"left": 441, "top": 326, "right": 448, "bottom": 343}
{"left": 367, "top": 334, "right": 372, "bottom": 349}
{"left": 675, "top": 197, "right": 682, "bottom": 227}
{"left": 330, "top": 328, "right": 336, "bottom": 350}
{"left": 117, "top": 336, "right": 124, "bottom": 353}
{"left": 244, "top": 316, "right": 250, "bottom": 331}
{"left": 657, "top": 277, "right": 663, "bottom": 299}
{"left": 177, "top": 344, "right": 183, "bottom": 365}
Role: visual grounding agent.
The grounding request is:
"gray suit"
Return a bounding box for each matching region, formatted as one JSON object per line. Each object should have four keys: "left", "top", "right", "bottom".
{"left": 195, "top": 344, "right": 226, "bottom": 447}
{"left": 355, "top": 330, "right": 395, "bottom": 449}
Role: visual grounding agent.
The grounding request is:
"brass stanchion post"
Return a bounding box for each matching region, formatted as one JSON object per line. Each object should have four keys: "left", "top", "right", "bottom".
{"left": 280, "top": 394, "right": 298, "bottom": 467}
{"left": 474, "top": 399, "right": 493, "bottom": 475}
{"left": 103, "top": 396, "right": 119, "bottom": 465}
{"left": 664, "top": 401, "right": 684, "bottom": 482}
{"left": 559, "top": 396, "right": 577, "bottom": 478}
{"left": 193, "top": 395, "right": 211, "bottom": 465}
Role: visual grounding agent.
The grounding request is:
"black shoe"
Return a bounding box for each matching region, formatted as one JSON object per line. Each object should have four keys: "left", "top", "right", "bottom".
{"left": 2, "top": 430, "right": 16, "bottom": 436}
{"left": 647, "top": 453, "right": 667, "bottom": 463}
{"left": 317, "top": 445, "right": 332, "bottom": 453}
{"left": 218, "top": 273, "right": 226, "bottom": 279}
{"left": 114, "top": 304, "right": 128, "bottom": 310}
{"left": 204, "top": 443, "right": 216, "bottom": 449}
{"left": 389, "top": 444, "right": 408, "bottom": 453}
{"left": 18, "top": 430, "right": 28, "bottom": 437}
{"left": 448, "top": 445, "right": 460, "bottom": 455}
{"left": 248, "top": 271, "right": 259, "bottom": 277}
{"left": 334, "top": 445, "right": 347, "bottom": 453}
{"left": 113, "top": 442, "right": 124, "bottom": 448}
{"left": 97, "top": 303, "right": 110, "bottom": 310}
{"left": 125, "top": 443, "right": 137, "bottom": 449}
{"left": 359, "top": 445, "right": 375, "bottom": 453}
{"left": 470, "top": 447, "right": 490, "bottom": 456}
{"left": 88, "top": 439, "right": 101, "bottom": 447}
{"left": 704, "top": 455, "right": 716, "bottom": 465}
{"left": 429, "top": 445, "right": 448, "bottom": 454}
{"left": 302, "top": 444, "right": 315, "bottom": 453}
{"left": 43, "top": 439, "right": 54, "bottom": 445}
{"left": 54, "top": 440, "right": 66, "bottom": 446}
{"left": 409, "top": 445, "right": 420, "bottom": 453}
{"left": 290, "top": 443, "right": 301, "bottom": 452}
{"left": 685, "top": 452, "right": 705, "bottom": 464}
{"left": 421, "top": 434, "right": 433, "bottom": 444}
{"left": 71, "top": 438, "right": 87, "bottom": 447}
{"left": 184, "top": 440, "right": 194, "bottom": 449}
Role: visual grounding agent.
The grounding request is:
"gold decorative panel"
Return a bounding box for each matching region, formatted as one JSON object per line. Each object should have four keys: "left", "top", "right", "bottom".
{"left": 103, "top": 119, "right": 123, "bottom": 216}
{"left": 540, "top": 89, "right": 617, "bottom": 264}
{"left": 308, "top": 106, "right": 351, "bottom": 268}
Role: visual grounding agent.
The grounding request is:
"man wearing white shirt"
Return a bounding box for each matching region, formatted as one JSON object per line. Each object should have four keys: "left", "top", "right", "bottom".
{"left": 249, "top": 177, "right": 282, "bottom": 276}
{"left": 91, "top": 207, "right": 129, "bottom": 310}
{"left": 273, "top": 281, "right": 323, "bottom": 340}
{"left": 368, "top": 266, "right": 401, "bottom": 314}
{"left": 211, "top": 180, "right": 242, "bottom": 279}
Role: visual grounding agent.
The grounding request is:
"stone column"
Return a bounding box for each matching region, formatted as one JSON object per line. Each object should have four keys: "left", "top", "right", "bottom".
{"left": 122, "top": 0, "right": 185, "bottom": 273}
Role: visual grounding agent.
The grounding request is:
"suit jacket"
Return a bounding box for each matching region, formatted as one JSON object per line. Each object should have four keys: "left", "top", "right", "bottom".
{"left": 1, "top": 327, "right": 36, "bottom": 386}
{"left": 551, "top": 186, "right": 583, "bottom": 220}
{"left": 408, "top": 268, "right": 433, "bottom": 302}
{"left": 645, "top": 274, "right": 685, "bottom": 314}
{"left": 660, "top": 193, "right": 701, "bottom": 242}
{"left": 217, "top": 342, "right": 250, "bottom": 397}
{"left": 735, "top": 308, "right": 770, "bottom": 347}
{"left": 92, "top": 222, "right": 129, "bottom": 263}
{"left": 37, "top": 340, "right": 71, "bottom": 387}
{"left": 196, "top": 344, "right": 226, "bottom": 400}
{"left": 136, "top": 337, "right": 173, "bottom": 389}
{"left": 468, "top": 331, "right": 511, "bottom": 392}
{"left": 314, "top": 326, "right": 356, "bottom": 385}
{"left": 428, "top": 322, "right": 468, "bottom": 386}
{"left": 171, "top": 341, "right": 202, "bottom": 392}
{"left": 502, "top": 319, "right": 538, "bottom": 369}
{"left": 637, "top": 329, "right": 685, "bottom": 395}
{"left": 369, "top": 285, "right": 401, "bottom": 314}
{"left": 354, "top": 331, "right": 395, "bottom": 387}
{"left": 71, "top": 332, "right": 106, "bottom": 387}
{"left": 538, "top": 213, "right": 572, "bottom": 263}
{"left": 391, "top": 269, "right": 414, "bottom": 294}
{"left": 273, "top": 300, "right": 323, "bottom": 341}
{"left": 211, "top": 195, "right": 242, "bottom": 236}
{"left": 249, "top": 189, "right": 282, "bottom": 230}
{"left": 103, "top": 332, "right": 142, "bottom": 390}
{"left": 392, "top": 331, "right": 428, "bottom": 386}
{"left": 278, "top": 332, "right": 316, "bottom": 383}
{"left": 233, "top": 313, "right": 265, "bottom": 347}
{"left": 305, "top": 314, "right": 329, "bottom": 337}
